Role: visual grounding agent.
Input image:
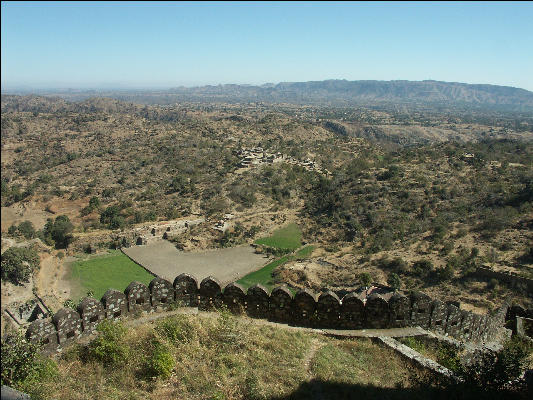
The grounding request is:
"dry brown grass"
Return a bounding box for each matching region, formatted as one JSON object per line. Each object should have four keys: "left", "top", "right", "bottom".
{"left": 26, "top": 312, "right": 416, "bottom": 400}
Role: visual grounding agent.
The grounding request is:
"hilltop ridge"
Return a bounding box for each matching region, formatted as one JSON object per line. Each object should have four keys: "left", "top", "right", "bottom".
{"left": 3, "top": 79, "right": 533, "bottom": 111}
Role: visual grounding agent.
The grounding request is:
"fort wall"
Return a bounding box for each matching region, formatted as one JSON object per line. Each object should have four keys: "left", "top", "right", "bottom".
{"left": 473, "top": 266, "right": 533, "bottom": 293}
{"left": 25, "top": 275, "right": 510, "bottom": 353}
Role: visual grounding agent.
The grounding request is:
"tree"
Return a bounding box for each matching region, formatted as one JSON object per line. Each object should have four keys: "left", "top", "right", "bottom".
{"left": 359, "top": 272, "right": 372, "bottom": 288}
{"left": 100, "top": 205, "right": 123, "bottom": 229}
{"left": 46, "top": 215, "right": 74, "bottom": 249}
{"left": 17, "top": 221, "right": 35, "bottom": 239}
{"left": 1, "top": 332, "right": 38, "bottom": 386}
{"left": 412, "top": 259, "right": 434, "bottom": 278}
{"left": 388, "top": 273, "right": 402, "bottom": 291}
{"left": 1, "top": 247, "right": 40, "bottom": 285}
{"left": 89, "top": 196, "right": 101, "bottom": 210}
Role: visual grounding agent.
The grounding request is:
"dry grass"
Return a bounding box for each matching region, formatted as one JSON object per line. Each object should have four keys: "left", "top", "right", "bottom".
{"left": 27, "top": 312, "right": 417, "bottom": 400}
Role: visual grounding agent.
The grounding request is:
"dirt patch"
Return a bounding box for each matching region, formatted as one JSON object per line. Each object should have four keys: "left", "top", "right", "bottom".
{"left": 122, "top": 240, "right": 270, "bottom": 284}
{"left": 34, "top": 253, "right": 76, "bottom": 312}
{"left": 1, "top": 196, "right": 86, "bottom": 233}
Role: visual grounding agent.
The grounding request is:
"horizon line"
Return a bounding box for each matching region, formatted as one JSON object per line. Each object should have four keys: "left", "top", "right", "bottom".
{"left": 2, "top": 78, "right": 532, "bottom": 93}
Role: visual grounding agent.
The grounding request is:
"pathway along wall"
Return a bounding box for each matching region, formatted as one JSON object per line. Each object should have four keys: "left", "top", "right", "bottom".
{"left": 26, "top": 274, "right": 509, "bottom": 353}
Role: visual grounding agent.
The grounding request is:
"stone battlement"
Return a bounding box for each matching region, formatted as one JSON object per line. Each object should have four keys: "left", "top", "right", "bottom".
{"left": 25, "top": 274, "right": 509, "bottom": 353}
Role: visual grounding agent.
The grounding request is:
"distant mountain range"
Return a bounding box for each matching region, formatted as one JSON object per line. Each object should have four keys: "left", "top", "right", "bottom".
{"left": 3, "top": 80, "right": 533, "bottom": 111}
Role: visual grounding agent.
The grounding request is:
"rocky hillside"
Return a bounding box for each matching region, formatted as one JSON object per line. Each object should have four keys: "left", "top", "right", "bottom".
{"left": 7, "top": 80, "right": 533, "bottom": 111}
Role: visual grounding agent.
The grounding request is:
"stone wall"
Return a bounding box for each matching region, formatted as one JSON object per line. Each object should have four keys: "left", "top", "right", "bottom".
{"left": 473, "top": 266, "right": 533, "bottom": 293}
{"left": 25, "top": 275, "right": 510, "bottom": 352}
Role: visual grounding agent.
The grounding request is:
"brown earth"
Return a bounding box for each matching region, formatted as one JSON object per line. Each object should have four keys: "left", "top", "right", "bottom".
{"left": 122, "top": 240, "right": 270, "bottom": 285}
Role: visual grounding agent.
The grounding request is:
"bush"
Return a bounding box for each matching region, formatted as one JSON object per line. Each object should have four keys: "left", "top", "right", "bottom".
{"left": 205, "top": 308, "right": 241, "bottom": 349}
{"left": 459, "top": 337, "right": 532, "bottom": 391}
{"left": 1, "top": 246, "right": 40, "bottom": 284}
{"left": 1, "top": 331, "right": 58, "bottom": 393}
{"left": 17, "top": 221, "right": 36, "bottom": 239}
{"left": 100, "top": 205, "right": 120, "bottom": 225}
{"left": 388, "top": 273, "right": 402, "bottom": 291}
{"left": 1, "top": 332, "right": 39, "bottom": 386}
{"left": 43, "top": 215, "right": 74, "bottom": 249}
{"left": 412, "top": 259, "right": 434, "bottom": 278}
{"left": 358, "top": 272, "right": 372, "bottom": 288}
{"left": 156, "top": 316, "right": 196, "bottom": 343}
{"left": 436, "top": 344, "right": 463, "bottom": 374}
{"left": 145, "top": 340, "right": 175, "bottom": 379}
{"left": 86, "top": 320, "right": 129, "bottom": 367}
{"left": 436, "top": 264, "right": 455, "bottom": 281}
{"left": 487, "top": 278, "right": 499, "bottom": 290}
{"left": 377, "top": 256, "right": 408, "bottom": 273}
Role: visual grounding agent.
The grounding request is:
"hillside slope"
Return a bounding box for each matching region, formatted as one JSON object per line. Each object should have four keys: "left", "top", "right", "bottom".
{"left": 6, "top": 80, "right": 533, "bottom": 111}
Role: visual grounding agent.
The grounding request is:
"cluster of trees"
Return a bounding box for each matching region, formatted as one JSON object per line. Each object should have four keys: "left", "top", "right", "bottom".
{"left": 42, "top": 215, "right": 74, "bottom": 249}
{"left": 1, "top": 246, "right": 40, "bottom": 285}
{"left": 7, "top": 221, "right": 36, "bottom": 239}
{"left": 303, "top": 140, "right": 532, "bottom": 254}
{"left": 1, "top": 179, "right": 33, "bottom": 206}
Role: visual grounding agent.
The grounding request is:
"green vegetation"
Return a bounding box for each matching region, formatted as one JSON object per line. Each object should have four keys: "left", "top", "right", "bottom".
{"left": 237, "top": 255, "right": 291, "bottom": 290}
{"left": 254, "top": 223, "right": 302, "bottom": 251}
{"left": 358, "top": 272, "right": 372, "bottom": 288}
{"left": 1, "top": 332, "right": 58, "bottom": 396}
{"left": 86, "top": 320, "right": 129, "bottom": 367}
{"left": 398, "top": 336, "right": 461, "bottom": 371}
{"left": 15, "top": 313, "right": 416, "bottom": 400}
{"left": 145, "top": 340, "right": 175, "bottom": 379}
{"left": 7, "top": 220, "right": 36, "bottom": 239}
{"left": 237, "top": 245, "right": 314, "bottom": 290}
{"left": 68, "top": 251, "right": 154, "bottom": 301}
{"left": 3, "top": 312, "right": 532, "bottom": 400}
{"left": 42, "top": 215, "right": 74, "bottom": 249}
{"left": 311, "top": 339, "right": 409, "bottom": 389}
{"left": 1, "top": 246, "right": 40, "bottom": 285}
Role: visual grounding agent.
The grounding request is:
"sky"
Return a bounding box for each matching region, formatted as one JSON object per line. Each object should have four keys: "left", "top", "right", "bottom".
{"left": 2, "top": 1, "right": 533, "bottom": 91}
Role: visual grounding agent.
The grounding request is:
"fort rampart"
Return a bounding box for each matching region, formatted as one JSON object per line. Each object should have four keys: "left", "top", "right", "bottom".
{"left": 473, "top": 266, "right": 533, "bottom": 293}
{"left": 25, "top": 274, "right": 509, "bottom": 352}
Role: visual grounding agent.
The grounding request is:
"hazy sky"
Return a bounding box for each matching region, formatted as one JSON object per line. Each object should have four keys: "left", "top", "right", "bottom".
{"left": 2, "top": 1, "right": 533, "bottom": 90}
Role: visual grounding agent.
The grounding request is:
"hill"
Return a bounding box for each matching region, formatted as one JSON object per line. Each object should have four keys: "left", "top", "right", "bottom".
{"left": 1, "top": 95, "right": 531, "bottom": 328}
{"left": 5, "top": 80, "right": 533, "bottom": 111}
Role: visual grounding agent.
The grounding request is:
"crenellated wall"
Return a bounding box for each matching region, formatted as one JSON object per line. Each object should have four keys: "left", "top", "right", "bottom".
{"left": 25, "top": 273, "right": 509, "bottom": 352}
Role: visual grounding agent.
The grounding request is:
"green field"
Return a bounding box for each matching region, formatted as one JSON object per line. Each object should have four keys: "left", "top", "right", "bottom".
{"left": 254, "top": 223, "right": 302, "bottom": 250}
{"left": 68, "top": 250, "right": 154, "bottom": 301}
{"left": 237, "top": 245, "right": 314, "bottom": 290}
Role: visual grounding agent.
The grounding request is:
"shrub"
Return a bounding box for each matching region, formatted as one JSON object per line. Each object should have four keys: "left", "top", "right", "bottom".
{"left": 412, "top": 259, "right": 434, "bottom": 278}
{"left": 358, "top": 272, "right": 372, "bottom": 288}
{"left": 86, "top": 320, "right": 129, "bottom": 367}
{"left": 63, "top": 299, "right": 77, "bottom": 309}
{"left": 100, "top": 205, "right": 120, "bottom": 225}
{"left": 44, "top": 215, "right": 74, "bottom": 249}
{"left": 1, "top": 247, "right": 40, "bottom": 284}
{"left": 436, "top": 264, "right": 455, "bottom": 281}
{"left": 388, "top": 273, "right": 402, "bottom": 291}
{"left": 377, "top": 256, "right": 408, "bottom": 273}
{"left": 1, "top": 332, "right": 39, "bottom": 386}
{"left": 436, "top": 344, "right": 463, "bottom": 374}
{"left": 156, "top": 316, "right": 196, "bottom": 343}
{"left": 8, "top": 224, "right": 18, "bottom": 235}
{"left": 459, "top": 337, "right": 532, "bottom": 391}
{"left": 205, "top": 308, "right": 241, "bottom": 349}
{"left": 146, "top": 340, "right": 175, "bottom": 379}
{"left": 17, "top": 221, "right": 35, "bottom": 239}
{"left": 487, "top": 278, "right": 499, "bottom": 290}
{"left": 1, "top": 331, "right": 58, "bottom": 394}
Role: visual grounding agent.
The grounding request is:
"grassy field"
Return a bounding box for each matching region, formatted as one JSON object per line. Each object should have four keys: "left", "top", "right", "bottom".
{"left": 68, "top": 250, "right": 155, "bottom": 301}
{"left": 20, "top": 312, "right": 419, "bottom": 400}
{"left": 237, "top": 245, "right": 314, "bottom": 290}
{"left": 254, "top": 223, "right": 302, "bottom": 250}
